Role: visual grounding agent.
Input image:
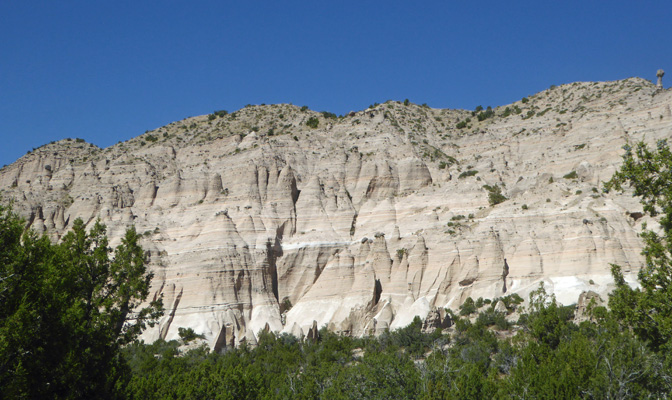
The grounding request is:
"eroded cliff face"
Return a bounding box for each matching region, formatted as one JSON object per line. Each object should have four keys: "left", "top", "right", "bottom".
{"left": 1, "top": 78, "right": 670, "bottom": 347}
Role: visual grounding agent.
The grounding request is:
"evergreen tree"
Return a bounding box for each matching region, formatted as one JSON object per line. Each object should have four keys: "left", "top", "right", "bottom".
{"left": 0, "top": 207, "right": 162, "bottom": 399}
{"left": 606, "top": 140, "right": 672, "bottom": 352}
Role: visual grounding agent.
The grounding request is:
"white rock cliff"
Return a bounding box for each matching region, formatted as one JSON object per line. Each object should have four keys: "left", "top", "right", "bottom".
{"left": 1, "top": 78, "right": 670, "bottom": 348}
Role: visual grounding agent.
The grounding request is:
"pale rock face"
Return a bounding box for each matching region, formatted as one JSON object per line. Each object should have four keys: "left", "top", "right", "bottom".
{"left": 1, "top": 78, "right": 670, "bottom": 347}
{"left": 494, "top": 300, "right": 508, "bottom": 313}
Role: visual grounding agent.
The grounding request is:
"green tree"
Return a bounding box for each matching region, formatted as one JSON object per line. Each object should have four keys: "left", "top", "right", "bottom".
{"left": 483, "top": 184, "right": 507, "bottom": 206}
{"left": 0, "top": 208, "right": 162, "bottom": 398}
{"left": 605, "top": 140, "right": 672, "bottom": 352}
{"left": 459, "top": 297, "right": 477, "bottom": 316}
{"left": 306, "top": 116, "right": 319, "bottom": 128}
{"left": 522, "top": 283, "right": 575, "bottom": 349}
{"left": 0, "top": 206, "right": 58, "bottom": 398}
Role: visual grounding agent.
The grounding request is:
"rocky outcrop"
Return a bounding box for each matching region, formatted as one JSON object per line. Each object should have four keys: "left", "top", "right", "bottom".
{"left": 574, "top": 290, "right": 605, "bottom": 324}
{"left": 494, "top": 300, "right": 508, "bottom": 314}
{"left": 422, "top": 307, "right": 452, "bottom": 333}
{"left": 0, "top": 78, "right": 669, "bottom": 347}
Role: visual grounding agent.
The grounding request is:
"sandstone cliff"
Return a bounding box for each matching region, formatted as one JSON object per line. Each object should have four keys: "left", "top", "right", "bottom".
{"left": 1, "top": 78, "right": 670, "bottom": 347}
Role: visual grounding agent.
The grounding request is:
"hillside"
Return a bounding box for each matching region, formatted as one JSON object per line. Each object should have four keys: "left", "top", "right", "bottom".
{"left": 1, "top": 77, "right": 670, "bottom": 349}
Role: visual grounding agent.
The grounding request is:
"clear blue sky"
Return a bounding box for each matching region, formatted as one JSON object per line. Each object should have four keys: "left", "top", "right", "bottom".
{"left": 1, "top": 1, "right": 670, "bottom": 167}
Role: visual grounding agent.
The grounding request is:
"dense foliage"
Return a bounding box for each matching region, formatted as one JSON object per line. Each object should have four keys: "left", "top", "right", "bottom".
{"left": 120, "top": 296, "right": 672, "bottom": 399}
{"left": 606, "top": 140, "right": 672, "bottom": 353}
{"left": 0, "top": 208, "right": 162, "bottom": 399}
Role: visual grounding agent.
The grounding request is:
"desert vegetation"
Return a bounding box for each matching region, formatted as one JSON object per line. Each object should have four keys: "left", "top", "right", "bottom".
{"left": 118, "top": 282, "right": 672, "bottom": 399}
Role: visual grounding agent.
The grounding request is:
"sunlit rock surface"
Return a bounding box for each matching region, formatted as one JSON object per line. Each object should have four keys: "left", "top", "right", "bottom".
{"left": 1, "top": 78, "right": 670, "bottom": 347}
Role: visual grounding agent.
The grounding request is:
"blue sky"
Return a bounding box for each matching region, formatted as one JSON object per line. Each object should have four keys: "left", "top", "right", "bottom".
{"left": 1, "top": 1, "right": 670, "bottom": 167}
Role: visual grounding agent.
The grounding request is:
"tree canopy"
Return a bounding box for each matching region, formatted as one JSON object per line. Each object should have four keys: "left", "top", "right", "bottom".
{"left": 606, "top": 139, "right": 672, "bottom": 352}
{"left": 0, "top": 207, "right": 162, "bottom": 399}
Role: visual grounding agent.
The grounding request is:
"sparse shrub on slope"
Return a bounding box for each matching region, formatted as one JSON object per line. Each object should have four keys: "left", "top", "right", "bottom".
{"left": 483, "top": 184, "right": 507, "bottom": 206}
{"left": 306, "top": 116, "right": 319, "bottom": 128}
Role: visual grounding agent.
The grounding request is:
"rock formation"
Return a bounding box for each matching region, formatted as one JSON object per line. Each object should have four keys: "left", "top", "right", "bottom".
{"left": 0, "top": 77, "right": 670, "bottom": 347}
{"left": 573, "top": 290, "right": 605, "bottom": 324}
